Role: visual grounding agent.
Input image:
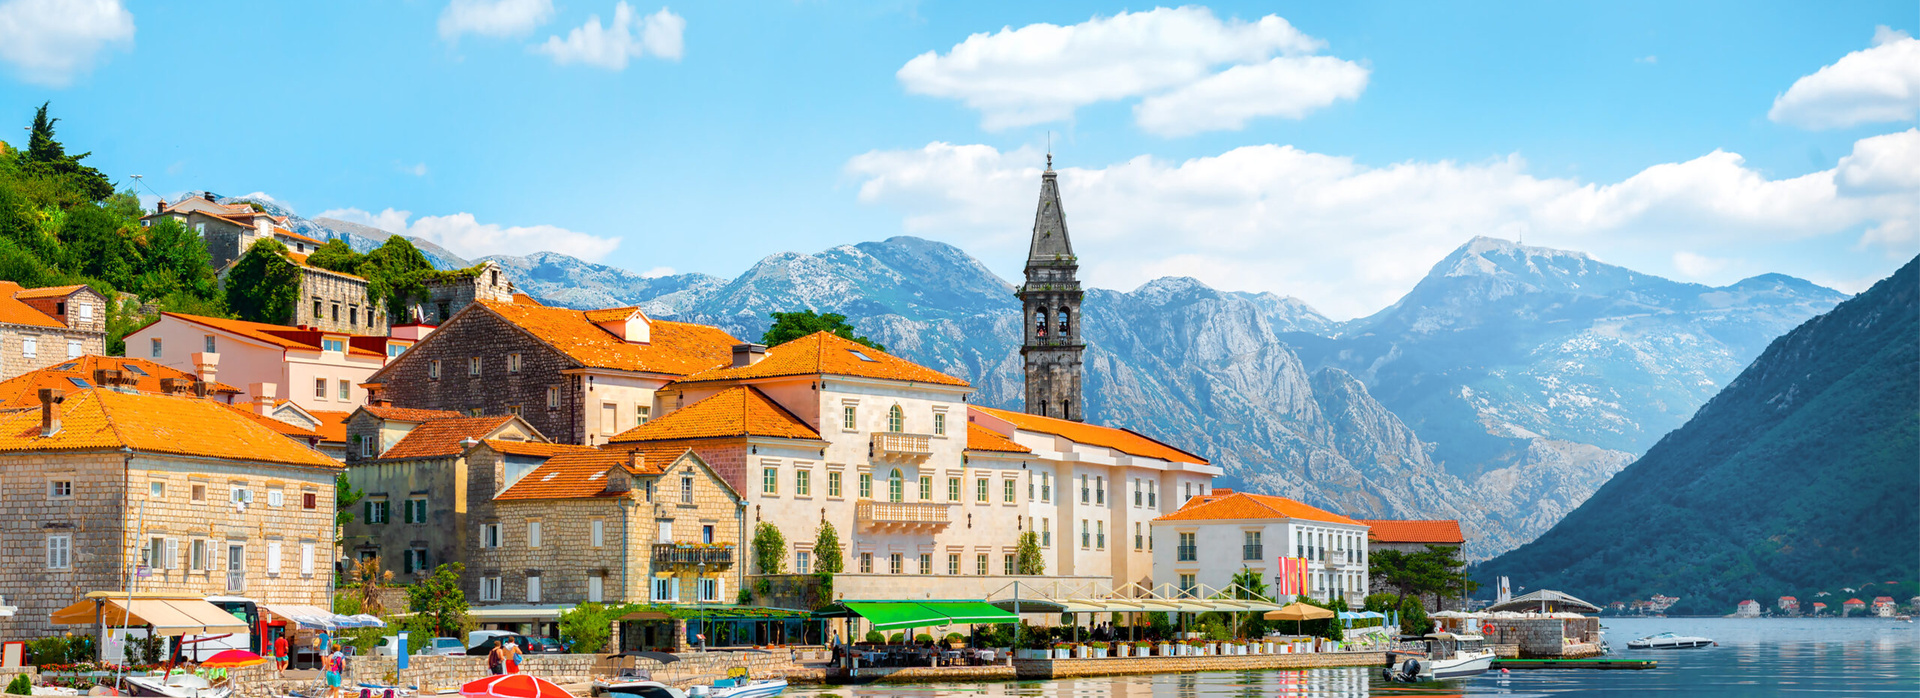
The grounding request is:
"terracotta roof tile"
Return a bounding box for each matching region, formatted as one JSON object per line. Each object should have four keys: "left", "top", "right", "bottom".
{"left": 674, "top": 332, "right": 968, "bottom": 387}
{"left": 0, "top": 356, "right": 240, "bottom": 410}
{"left": 307, "top": 410, "right": 352, "bottom": 443}
{"left": 477, "top": 300, "right": 738, "bottom": 375}
{"left": 1153, "top": 492, "right": 1356, "bottom": 525}
{"left": 159, "top": 312, "right": 384, "bottom": 357}
{"left": 359, "top": 405, "right": 463, "bottom": 423}
{"left": 609, "top": 386, "right": 821, "bottom": 443}
{"left": 965, "top": 423, "right": 1030, "bottom": 453}
{"left": 510, "top": 293, "right": 543, "bottom": 306}
{"left": 493, "top": 445, "right": 652, "bottom": 501}
{"left": 274, "top": 227, "right": 323, "bottom": 245}
{"left": 13, "top": 284, "right": 88, "bottom": 300}
{"left": 1356, "top": 519, "right": 1465, "bottom": 545}
{"left": 375, "top": 415, "right": 518, "bottom": 461}
{"left": 0, "top": 389, "right": 339, "bottom": 468}
{"left": 970, "top": 405, "right": 1207, "bottom": 464}
{"left": 482, "top": 439, "right": 597, "bottom": 458}
{"left": 0, "top": 281, "right": 70, "bottom": 328}
{"left": 224, "top": 403, "right": 324, "bottom": 439}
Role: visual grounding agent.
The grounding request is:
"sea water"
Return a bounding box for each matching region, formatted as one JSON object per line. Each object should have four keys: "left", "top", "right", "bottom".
{"left": 785, "top": 617, "right": 1919, "bottom": 697}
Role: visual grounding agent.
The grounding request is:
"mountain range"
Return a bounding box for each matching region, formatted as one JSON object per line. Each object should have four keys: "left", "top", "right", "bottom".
{"left": 1477, "top": 255, "right": 1918, "bottom": 613}
{"left": 237, "top": 196, "right": 1847, "bottom": 559}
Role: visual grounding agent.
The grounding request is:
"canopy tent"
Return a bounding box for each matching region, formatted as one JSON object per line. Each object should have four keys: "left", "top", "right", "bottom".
{"left": 1487, "top": 589, "right": 1602, "bottom": 615}
{"left": 813, "top": 601, "right": 1018, "bottom": 631}
{"left": 51, "top": 595, "right": 248, "bottom": 637}
{"left": 1337, "top": 611, "right": 1386, "bottom": 620}
{"left": 261, "top": 604, "right": 385, "bottom": 631}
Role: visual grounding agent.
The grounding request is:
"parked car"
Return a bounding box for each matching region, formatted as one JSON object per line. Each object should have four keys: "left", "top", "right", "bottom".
{"left": 528, "top": 638, "right": 568, "bottom": 654}
{"left": 466, "top": 631, "right": 532, "bottom": 656}
{"left": 426, "top": 637, "right": 466, "bottom": 656}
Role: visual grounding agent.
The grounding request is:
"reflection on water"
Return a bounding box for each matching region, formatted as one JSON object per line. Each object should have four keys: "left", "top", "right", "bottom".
{"left": 788, "top": 617, "right": 1918, "bottom": 697}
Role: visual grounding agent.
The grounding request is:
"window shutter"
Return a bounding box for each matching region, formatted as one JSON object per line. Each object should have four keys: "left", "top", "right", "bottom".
{"left": 300, "top": 544, "right": 315, "bottom": 576}
{"left": 713, "top": 577, "right": 725, "bottom": 605}
{"left": 267, "top": 542, "right": 282, "bottom": 575}
{"left": 166, "top": 539, "right": 179, "bottom": 569}
{"left": 670, "top": 578, "right": 680, "bottom": 603}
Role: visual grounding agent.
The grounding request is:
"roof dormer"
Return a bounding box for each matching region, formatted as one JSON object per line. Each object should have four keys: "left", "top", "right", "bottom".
{"left": 592, "top": 308, "right": 651, "bottom": 344}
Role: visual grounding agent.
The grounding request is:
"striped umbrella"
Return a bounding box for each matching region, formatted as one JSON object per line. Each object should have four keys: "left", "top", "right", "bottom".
{"left": 460, "top": 674, "right": 570, "bottom": 698}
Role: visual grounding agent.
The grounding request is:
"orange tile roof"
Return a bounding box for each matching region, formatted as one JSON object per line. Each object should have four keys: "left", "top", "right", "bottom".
{"left": 609, "top": 386, "right": 821, "bottom": 443}
{"left": 13, "top": 284, "right": 88, "bottom": 300}
{"left": 307, "top": 409, "right": 352, "bottom": 443}
{"left": 0, "top": 356, "right": 241, "bottom": 410}
{"left": 224, "top": 403, "right": 324, "bottom": 439}
{"left": 674, "top": 332, "right": 969, "bottom": 387}
{"left": 476, "top": 300, "right": 739, "bottom": 375}
{"left": 1153, "top": 492, "right": 1356, "bottom": 525}
{"left": 1356, "top": 519, "right": 1465, "bottom": 545}
{"left": 970, "top": 405, "right": 1208, "bottom": 464}
{"left": 493, "top": 445, "right": 654, "bottom": 501}
{"left": 375, "top": 415, "right": 517, "bottom": 461}
{"left": 274, "top": 227, "right": 323, "bottom": 245}
{"left": 359, "top": 405, "right": 463, "bottom": 423}
{"left": 482, "top": 439, "right": 597, "bottom": 458}
{"left": 0, "top": 281, "right": 70, "bottom": 328}
{"left": 511, "top": 293, "right": 543, "bottom": 306}
{"left": 159, "top": 312, "right": 384, "bottom": 357}
{"left": 966, "top": 423, "right": 1030, "bottom": 453}
{"left": 0, "top": 389, "right": 339, "bottom": 468}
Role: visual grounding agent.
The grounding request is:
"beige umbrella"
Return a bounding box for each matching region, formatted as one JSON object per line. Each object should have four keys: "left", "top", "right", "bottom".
{"left": 1263, "top": 602, "right": 1335, "bottom": 636}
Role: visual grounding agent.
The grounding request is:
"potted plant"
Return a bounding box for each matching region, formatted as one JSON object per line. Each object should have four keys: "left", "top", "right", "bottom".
{"left": 1053, "top": 642, "right": 1074, "bottom": 660}
{"left": 945, "top": 632, "right": 965, "bottom": 649}
{"left": 1155, "top": 640, "right": 1171, "bottom": 656}
{"left": 1092, "top": 642, "right": 1108, "bottom": 659}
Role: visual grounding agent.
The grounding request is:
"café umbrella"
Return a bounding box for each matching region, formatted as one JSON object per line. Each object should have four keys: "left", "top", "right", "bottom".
{"left": 1263, "top": 602, "right": 1335, "bottom": 635}
{"left": 200, "top": 649, "right": 269, "bottom": 668}
{"left": 460, "top": 674, "right": 572, "bottom": 698}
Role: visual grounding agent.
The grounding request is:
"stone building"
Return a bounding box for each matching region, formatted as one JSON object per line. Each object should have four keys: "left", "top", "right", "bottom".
{"left": 285, "top": 259, "right": 388, "bottom": 335}
{"left": 609, "top": 331, "right": 1219, "bottom": 602}
{"left": 142, "top": 193, "right": 325, "bottom": 269}
{"left": 1018, "top": 159, "right": 1085, "bottom": 422}
{"left": 410, "top": 260, "right": 517, "bottom": 325}
{"left": 364, "top": 299, "right": 738, "bottom": 446}
{"left": 340, "top": 414, "right": 546, "bottom": 580}
{"left": 0, "top": 387, "right": 340, "bottom": 638}
{"left": 0, "top": 282, "right": 108, "bottom": 381}
{"left": 342, "top": 405, "right": 464, "bottom": 463}
{"left": 0, "top": 355, "right": 241, "bottom": 408}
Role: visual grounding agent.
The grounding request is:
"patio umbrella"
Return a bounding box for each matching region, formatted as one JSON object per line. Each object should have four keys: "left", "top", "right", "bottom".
{"left": 1263, "top": 602, "right": 1334, "bottom": 636}
{"left": 200, "top": 649, "right": 269, "bottom": 668}
{"left": 460, "top": 674, "right": 571, "bottom": 698}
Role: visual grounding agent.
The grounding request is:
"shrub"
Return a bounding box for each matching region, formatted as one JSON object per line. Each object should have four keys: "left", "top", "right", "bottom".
{"left": 8, "top": 673, "right": 33, "bottom": 695}
{"left": 886, "top": 633, "right": 904, "bottom": 644}
{"left": 944, "top": 633, "right": 963, "bottom": 645}
{"left": 864, "top": 631, "right": 883, "bottom": 644}
{"left": 914, "top": 633, "right": 933, "bottom": 643}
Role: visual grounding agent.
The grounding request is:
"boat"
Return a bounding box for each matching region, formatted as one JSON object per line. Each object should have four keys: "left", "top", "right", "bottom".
{"left": 122, "top": 674, "right": 230, "bottom": 698}
{"left": 1626, "top": 632, "right": 1715, "bottom": 649}
{"left": 601, "top": 683, "right": 687, "bottom": 698}
{"left": 688, "top": 668, "right": 785, "bottom": 698}
{"left": 1381, "top": 633, "right": 1496, "bottom": 682}
{"left": 593, "top": 668, "right": 669, "bottom": 697}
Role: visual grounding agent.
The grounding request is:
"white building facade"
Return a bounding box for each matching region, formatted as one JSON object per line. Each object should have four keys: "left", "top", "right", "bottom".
{"left": 1151, "top": 491, "right": 1370, "bottom": 607}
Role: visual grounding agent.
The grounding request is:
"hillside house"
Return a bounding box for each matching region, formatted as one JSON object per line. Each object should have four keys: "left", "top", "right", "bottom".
{"left": 1735, "top": 599, "right": 1761, "bottom": 617}
{"left": 127, "top": 312, "right": 411, "bottom": 412}
{"left": 1843, "top": 598, "right": 1865, "bottom": 615}
{"left": 1778, "top": 596, "right": 1799, "bottom": 614}
{"left": 363, "top": 299, "right": 738, "bottom": 446}
{"left": 142, "top": 193, "right": 324, "bottom": 266}
{"left": 0, "top": 388, "right": 340, "bottom": 638}
{"left": 0, "top": 283, "right": 108, "bottom": 381}
{"left": 1873, "top": 596, "right": 1896, "bottom": 617}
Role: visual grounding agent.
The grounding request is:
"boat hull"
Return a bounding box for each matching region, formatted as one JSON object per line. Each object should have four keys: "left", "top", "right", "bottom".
{"left": 1426, "top": 652, "right": 1494, "bottom": 680}
{"left": 707, "top": 679, "right": 787, "bottom": 698}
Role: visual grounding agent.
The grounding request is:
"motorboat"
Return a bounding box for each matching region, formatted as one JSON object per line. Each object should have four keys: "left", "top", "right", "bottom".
{"left": 689, "top": 674, "right": 786, "bottom": 698}
{"left": 122, "top": 674, "right": 230, "bottom": 698}
{"left": 1382, "top": 633, "right": 1495, "bottom": 682}
{"left": 1627, "top": 632, "right": 1715, "bottom": 649}
{"left": 602, "top": 683, "right": 687, "bottom": 698}
{"left": 593, "top": 668, "right": 666, "bottom": 697}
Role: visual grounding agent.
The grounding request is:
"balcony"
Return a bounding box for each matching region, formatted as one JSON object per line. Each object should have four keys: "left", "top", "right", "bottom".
{"left": 870, "top": 432, "right": 933, "bottom": 459}
{"left": 652, "top": 543, "right": 734, "bottom": 568}
{"left": 855, "top": 500, "right": 950, "bottom": 532}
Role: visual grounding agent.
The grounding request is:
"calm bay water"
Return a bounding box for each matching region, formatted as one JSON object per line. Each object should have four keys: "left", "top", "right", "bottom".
{"left": 785, "top": 617, "right": 1919, "bottom": 697}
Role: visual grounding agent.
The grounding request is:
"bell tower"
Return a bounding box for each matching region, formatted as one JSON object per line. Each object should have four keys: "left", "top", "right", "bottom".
{"left": 1018, "top": 157, "right": 1085, "bottom": 421}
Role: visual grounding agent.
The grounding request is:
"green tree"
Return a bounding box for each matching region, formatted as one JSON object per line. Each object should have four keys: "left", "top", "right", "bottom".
{"left": 138, "top": 217, "right": 220, "bottom": 302}
{"left": 760, "top": 310, "right": 885, "bottom": 351}
{"left": 224, "top": 238, "right": 301, "bottom": 324}
{"left": 1015, "top": 531, "right": 1045, "bottom": 575}
{"left": 363, "top": 237, "right": 437, "bottom": 320}
{"left": 406, "top": 563, "right": 470, "bottom": 638}
{"left": 558, "top": 602, "right": 635, "bottom": 654}
{"left": 813, "top": 521, "right": 843, "bottom": 574}
{"left": 752, "top": 522, "right": 787, "bottom": 574}
{"left": 21, "top": 102, "right": 112, "bottom": 203}
{"left": 305, "top": 238, "right": 362, "bottom": 274}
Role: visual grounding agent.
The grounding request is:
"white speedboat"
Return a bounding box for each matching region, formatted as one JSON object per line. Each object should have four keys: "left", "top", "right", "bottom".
{"left": 690, "top": 676, "right": 786, "bottom": 698}
{"left": 1627, "top": 632, "right": 1714, "bottom": 649}
{"left": 1382, "top": 633, "right": 1496, "bottom": 682}
{"left": 598, "top": 682, "right": 687, "bottom": 698}
{"left": 123, "top": 674, "right": 230, "bottom": 698}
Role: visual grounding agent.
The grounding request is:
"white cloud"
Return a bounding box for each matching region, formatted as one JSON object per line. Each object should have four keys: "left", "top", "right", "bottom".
{"left": 638, "top": 266, "right": 675, "bottom": 278}
{"left": 1769, "top": 26, "right": 1920, "bottom": 130}
{"left": 318, "top": 207, "right": 622, "bottom": 262}
{"left": 896, "top": 7, "right": 1363, "bottom": 133}
{"left": 1636, "top": 55, "right": 1657, "bottom": 65}
{"left": 846, "top": 134, "right": 1919, "bottom": 319}
{"left": 1671, "top": 251, "right": 1729, "bottom": 278}
{"left": 400, "top": 162, "right": 429, "bottom": 177}
{"left": 438, "top": 0, "right": 553, "bottom": 41}
{"left": 535, "top": 3, "right": 684, "bottom": 69}
{"left": 0, "top": 0, "right": 133, "bottom": 87}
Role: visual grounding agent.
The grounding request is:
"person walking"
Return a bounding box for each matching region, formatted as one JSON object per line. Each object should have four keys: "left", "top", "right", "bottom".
{"left": 273, "top": 634, "right": 290, "bottom": 675}
{"left": 486, "top": 642, "right": 505, "bottom": 676}
{"left": 501, "top": 639, "right": 523, "bottom": 674}
{"left": 324, "top": 648, "right": 346, "bottom": 698}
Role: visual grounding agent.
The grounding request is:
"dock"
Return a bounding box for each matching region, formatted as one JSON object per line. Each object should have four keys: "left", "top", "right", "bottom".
{"left": 1492, "top": 658, "right": 1657, "bottom": 670}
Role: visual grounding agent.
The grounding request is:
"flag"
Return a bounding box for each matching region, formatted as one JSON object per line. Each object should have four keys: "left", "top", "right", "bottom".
{"left": 1275, "top": 556, "right": 1310, "bottom": 597}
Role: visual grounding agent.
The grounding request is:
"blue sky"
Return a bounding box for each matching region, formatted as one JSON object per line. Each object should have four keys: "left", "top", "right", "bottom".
{"left": 1, "top": 0, "right": 1915, "bottom": 318}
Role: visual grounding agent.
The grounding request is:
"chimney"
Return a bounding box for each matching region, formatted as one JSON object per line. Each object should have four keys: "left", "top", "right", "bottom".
{"left": 156, "top": 199, "right": 167, "bottom": 214}
{"left": 192, "top": 381, "right": 209, "bottom": 398}
{"left": 732, "top": 343, "right": 767, "bottom": 368}
{"left": 191, "top": 352, "right": 219, "bottom": 385}
{"left": 38, "top": 389, "right": 64, "bottom": 436}
{"left": 251, "top": 382, "right": 278, "bottom": 415}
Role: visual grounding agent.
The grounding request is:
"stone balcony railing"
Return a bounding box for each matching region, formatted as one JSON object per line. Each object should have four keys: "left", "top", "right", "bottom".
{"left": 652, "top": 543, "right": 735, "bottom": 568}
{"left": 871, "top": 432, "right": 933, "bottom": 459}
{"left": 855, "top": 500, "right": 950, "bottom": 531}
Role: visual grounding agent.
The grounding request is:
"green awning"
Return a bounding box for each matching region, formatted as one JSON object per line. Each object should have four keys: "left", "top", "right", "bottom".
{"left": 920, "top": 601, "right": 1017, "bottom": 625}
{"left": 844, "top": 602, "right": 945, "bottom": 631}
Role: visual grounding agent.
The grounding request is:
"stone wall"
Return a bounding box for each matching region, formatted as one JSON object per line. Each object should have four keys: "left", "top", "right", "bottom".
{"left": 415, "top": 262, "right": 515, "bottom": 325}
{"left": 0, "top": 289, "right": 110, "bottom": 380}
{"left": 1012, "top": 651, "right": 1386, "bottom": 679}
{"left": 374, "top": 308, "right": 585, "bottom": 444}
{"left": 473, "top": 498, "right": 634, "bottom": 611}
{"left": 294, "top": 269, "right": 385, "bottom": 335}
{"left": 1479, "top": 617, "right": 1600, "bottom": 658}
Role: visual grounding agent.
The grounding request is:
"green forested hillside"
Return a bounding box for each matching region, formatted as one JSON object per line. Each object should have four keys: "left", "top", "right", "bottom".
{"left": 0, "top": 104, "right": 227, "bottom": 351}
{"left": 1477, "top": 255, "right": 1920, "bottom": 614}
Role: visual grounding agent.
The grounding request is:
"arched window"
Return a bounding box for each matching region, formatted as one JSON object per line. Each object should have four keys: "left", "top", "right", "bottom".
{"left": 888, "top": 468, "right": 904, "bottom": 503}
{"left": 1058, "top": 309, "right": 1071, "bottom": 337}
{"left": 1037, "top": 400, "right": 1048, "bottom": 418}
{"left": 887, "top": 405, "right": 904, "bottom": 433}
{"left": 1034, "top": 309, "right": 1048, "bottom": 337}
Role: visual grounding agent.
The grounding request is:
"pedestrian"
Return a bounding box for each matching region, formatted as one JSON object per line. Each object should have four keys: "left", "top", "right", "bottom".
{"left": 502, "top": 639, "right": 523, "bottom": 674}
{"left": 274, "top": 633, "right": 290, "bottom": 675}
{"left": 324, "top": 647, "right": 346, "bottom": 698}
{"left": 486, "top": 641, "right": 504, "bottom": 676}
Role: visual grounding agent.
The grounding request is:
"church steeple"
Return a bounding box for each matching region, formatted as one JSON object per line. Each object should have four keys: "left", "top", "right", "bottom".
{"left": 1017, "top": 161, "right": 1085, "bottom": 422}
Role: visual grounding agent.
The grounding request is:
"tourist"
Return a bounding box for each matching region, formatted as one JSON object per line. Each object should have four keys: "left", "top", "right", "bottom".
{"left": 486, "top": 642, "right": 505, "bottom": 676}
{"left": 324, "top": 648, "right": 346, "bottom": 698}
{"left": 502, "top": 639, "right": 524, "bottom": 674}
{"left": 274, "top": 634, "right": 290, "bottom": 675}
